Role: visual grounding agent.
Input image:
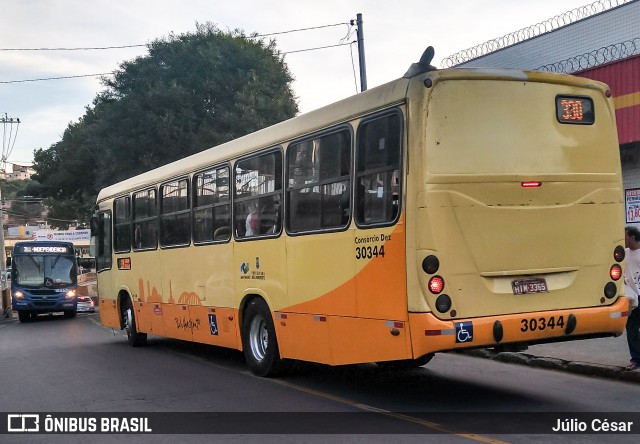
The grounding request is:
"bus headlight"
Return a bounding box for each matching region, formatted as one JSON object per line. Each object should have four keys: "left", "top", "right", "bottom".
{"left": 13, "top": 290, "right": 24, "bottom": 299}
{"left": 65, "top": 289, "right": 77, "bottom": 299}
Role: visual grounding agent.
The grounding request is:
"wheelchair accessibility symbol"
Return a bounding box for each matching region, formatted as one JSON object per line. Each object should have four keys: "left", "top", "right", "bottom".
{"left": 209, "top": 314, "right": 218, "bottom": 336}
{"left": 455, "top": 321, "right": 473, "bottom": 343}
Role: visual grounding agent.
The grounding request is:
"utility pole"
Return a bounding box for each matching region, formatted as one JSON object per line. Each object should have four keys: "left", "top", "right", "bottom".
{"left": 0, "top": 186, "right": 8, "bottom": 317}
{"left": 0, "top": 113, "right": 20, "bottom": 317}
{"left": 355, "top": 13, "right": 367, "bottom": 92}
{"left": 1, "top": 113, "right": 20, "bottom": 173}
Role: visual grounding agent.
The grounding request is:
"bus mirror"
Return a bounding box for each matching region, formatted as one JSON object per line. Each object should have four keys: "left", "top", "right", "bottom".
{"left": 90, "top": 215, "right": 99, "bottom": 236}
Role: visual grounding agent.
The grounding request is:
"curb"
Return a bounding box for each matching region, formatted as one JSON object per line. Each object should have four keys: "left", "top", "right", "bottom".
{"left": 461, "top": 349, "right": 640, "bottom": 383}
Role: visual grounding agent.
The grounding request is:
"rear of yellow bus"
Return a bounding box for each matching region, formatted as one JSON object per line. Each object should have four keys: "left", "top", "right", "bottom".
{"left": 405, "top": 68, "right": 628, "bottom": 358}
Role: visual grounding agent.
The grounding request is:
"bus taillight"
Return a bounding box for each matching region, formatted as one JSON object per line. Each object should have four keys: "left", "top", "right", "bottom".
{"left": 435, "top": 294, "right": 452, "bottom": 313}
{"left": 422, "top": 255, "right": 440, "bottom": 274}
{"left": 428, "top": 276, "right": 445, "bottom": 294}
{"left": 614, "top": 245, "right": 625, "bottom": 262}
{"left": 610, "top": 264, "right": 622, "bottom": 281}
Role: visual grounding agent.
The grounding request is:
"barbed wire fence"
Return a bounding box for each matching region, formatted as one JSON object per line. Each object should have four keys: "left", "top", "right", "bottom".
{"left": 440, "top": 0, "right": 634, "bottom": 67}
{"left": 537, "top": 37, "right": 640, "bottom": 73}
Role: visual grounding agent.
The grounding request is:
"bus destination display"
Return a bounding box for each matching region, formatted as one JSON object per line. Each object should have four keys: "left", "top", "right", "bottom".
{"left": 556, "top": 96, "right": 594, "bottom": 124}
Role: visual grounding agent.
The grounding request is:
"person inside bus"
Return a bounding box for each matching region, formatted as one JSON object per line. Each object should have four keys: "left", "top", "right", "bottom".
{"left": 623, "top": 226, "right": 640, "bottom": 371}
{"left": 245, "top": 207, "right": 259, "bottom": 237}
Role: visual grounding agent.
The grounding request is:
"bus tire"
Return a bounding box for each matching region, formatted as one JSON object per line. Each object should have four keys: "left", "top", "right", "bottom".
{"left": 18, "top": 311, "right": 30, "bottom": 323}
{"left": 123, "top": 298, "right": 147, "bottom": 347}
{"left": 241, "top": 298, "right": 283, "bottom": 377}
{"left": 63, "top": 310, "right": 76, "bottom": 318}
{"left": 377, "top": 354, "right": 434, "bottom": 369}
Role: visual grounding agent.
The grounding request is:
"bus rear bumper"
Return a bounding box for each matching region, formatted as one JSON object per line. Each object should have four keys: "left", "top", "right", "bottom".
{"left": 408, "top": 296, "right": 629, "bottom": 357}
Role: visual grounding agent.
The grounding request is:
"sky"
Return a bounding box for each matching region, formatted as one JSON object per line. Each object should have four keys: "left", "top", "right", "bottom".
{"left": 0, "top": 0, "right": 595, "bottom": 169}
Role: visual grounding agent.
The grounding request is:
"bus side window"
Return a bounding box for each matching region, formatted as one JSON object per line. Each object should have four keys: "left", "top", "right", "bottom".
{"left": 234, "top": 150, "right": 283, "bottom": 240}
{"left": 133, "top": 188, "right": 158, "bottom": 250}
{"left": 193, "top": 166, "right": 231, "bottom": 244}
{"left": 114, "top": 196, "right": 131, "bottom": 253}
{"left": 160, "top": 178, "right": 190, "bottom": 247}
{"left": 96, "top": 211, "right": 112, "bottom": 271}
{"left": 355, "top": 111, "right": 403, "bottom": 226}
{"left": 286, "top": 128, "right": 351, "bottom": 234}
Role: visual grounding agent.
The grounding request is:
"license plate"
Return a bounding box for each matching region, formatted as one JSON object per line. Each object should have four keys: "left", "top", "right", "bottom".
{"left": 511, "top": 278, "right": 548, "bottom": 295}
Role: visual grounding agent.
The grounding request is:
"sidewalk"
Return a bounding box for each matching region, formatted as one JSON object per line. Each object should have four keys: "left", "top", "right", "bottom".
{"left": 462, "top": 331, "right": 640, "bottom": 382}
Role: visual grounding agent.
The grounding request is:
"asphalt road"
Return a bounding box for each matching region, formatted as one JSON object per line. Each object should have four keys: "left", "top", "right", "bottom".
{"left": 2, "top": 312, "right": 640, "bottom": 444}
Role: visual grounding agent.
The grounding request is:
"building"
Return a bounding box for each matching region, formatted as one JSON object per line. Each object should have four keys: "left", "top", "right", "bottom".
{"left": 441, "top": 0, "right": 640, "bottom": 226}
{"left": 8, "top": 164, "right": 35, "bottom": 181}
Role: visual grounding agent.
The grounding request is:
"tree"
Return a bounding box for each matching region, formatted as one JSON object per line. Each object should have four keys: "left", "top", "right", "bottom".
{"left": 33, "top": 22, "right": 298, "bottom": 225}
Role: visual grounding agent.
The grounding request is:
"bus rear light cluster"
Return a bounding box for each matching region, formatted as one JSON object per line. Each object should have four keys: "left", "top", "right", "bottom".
{"left": 422, "top": 255, "right": 452, "bottom": 313}
{"left": 603, "top": 246, "right": 625, "bottom": 300}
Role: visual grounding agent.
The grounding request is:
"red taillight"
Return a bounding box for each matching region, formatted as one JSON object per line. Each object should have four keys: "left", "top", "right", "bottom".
{"left": 614, "top": 245, "right": 625, "bottom": 262}
{"left": 521, "top": 181, "right": 542, "bottom": 188}
{"left": 428, "top": 276, "right": 445, "bottom": 294}
{"left": 610, "top": 264, "right": 622, "bottom": 281}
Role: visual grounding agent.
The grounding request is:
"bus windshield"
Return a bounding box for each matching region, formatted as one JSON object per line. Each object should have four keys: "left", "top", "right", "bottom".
{"left": 13, "top": 254, "right": 76, "bottom": 288}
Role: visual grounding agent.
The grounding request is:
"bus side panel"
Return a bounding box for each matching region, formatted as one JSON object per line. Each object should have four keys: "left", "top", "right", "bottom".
{"left": 162, "top": 303, "right": 194, "bottom": 342}
{"left": 275, "top": 314, "right": 412, "bottom": 365}
{"left": 285, "top": 230, "right": 356, "bottom": 315}
{"left": 137, "top": 301, "right": 165, "bottom": 336}
{"left": 274, "top": 313, "right": 332, "bottom": 363}
{"left": 98, "top": 262, "right": 121, "bottom": 328}
{"left": 355, "top": 219, "right": 407, "bottom": 320}
{"left": 284, "top": 221, "right": 406, "bottom": 319}
{"left": 328, "top": 316, "right": 412, "bottom": 365}
{"left": 190, "top": 306, "right": 240, "bottom": 349}
{"left": 99, "top": 298, "right": 120, "bottom": 329}
{"left": 235, "top": 237, "right": 288, "bottom": 309}
{"left": 135, "top": 301, "right": 152, "bottom": 332}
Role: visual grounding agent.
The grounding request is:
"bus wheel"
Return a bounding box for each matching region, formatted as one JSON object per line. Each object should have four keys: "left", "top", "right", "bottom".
{"left": 241, "top": 298, "right": 283, "bottom": 377}
{"left": 122, "top": 298, "right": 147, "bottom": 347}
{"left": 377, "top": 354, "right": 434, "bottom": 369}
{"left": 63, "top": 310, "right": 77, "bottom": 318}
{"left": 18, "top": 311, "right": 30, "bottom": 323}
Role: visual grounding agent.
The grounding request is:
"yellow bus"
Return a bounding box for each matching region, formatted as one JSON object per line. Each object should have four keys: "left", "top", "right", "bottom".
{"left": 93, "top": 47, "right": 629, "bottom": 376}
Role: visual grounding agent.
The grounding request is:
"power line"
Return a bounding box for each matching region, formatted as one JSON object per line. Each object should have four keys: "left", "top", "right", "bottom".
{"left": 0, "top": 73, "right": 115, "bottom": 84}
{"left": 0, "top": 23, "right": 350, "bottom": 51}
{"left": 282, "top": 42, "right": 353, "bottom": 55}
{"left": 0, "top": 42, "right": 355, "bottom": 84}
{"left": 0, "top": 44, "right": 147, "bottom": 51}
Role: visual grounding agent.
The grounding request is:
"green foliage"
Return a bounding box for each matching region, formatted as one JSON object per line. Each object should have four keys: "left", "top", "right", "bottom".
{"left": 32, "top": 22, "right": 299, "bottom": 225}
